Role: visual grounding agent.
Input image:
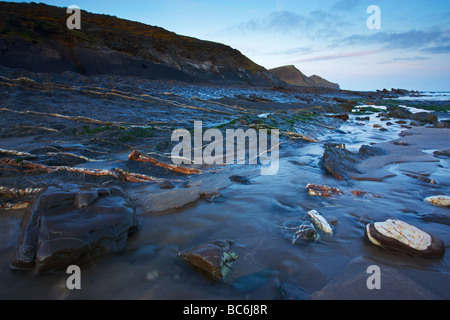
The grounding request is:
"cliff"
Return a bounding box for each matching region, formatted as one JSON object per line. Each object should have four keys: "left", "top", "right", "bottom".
{"left": 0, "top": 2, "right": 283, "bottom": 85}
{"left": 268, "top": 65, "right": 340, "bottom": 89}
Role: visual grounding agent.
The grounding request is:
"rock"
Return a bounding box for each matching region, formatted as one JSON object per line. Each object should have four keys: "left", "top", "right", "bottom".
{"left": 358, "top": 145, "right": 388, "bottom": 159}
{"left": 231, "top": 269, "right": 278, "bottom": 293}
{"left": 329, "top": 114, "right": 349, "bottom": 121}
{"left": 310, "top": 257, "right": 445, "bottom": 300}
{"left": 135, "top": 187, "right": 214, "bottom": 214}
{"left": 391, "top": 88, "right": 409, "bottom": 95}
{"left": 0, "top": 148, "right": 35, "bottom": 159}
{"left": 38, "top": 153, "right": 89, "bottom": 166}
{"left": 394, "top": 141, "right": 409, "bottom": 146}
{"left": 424, "top": 195, "right": 450, "bottom": 208}
{"left": 365, "top": 219, "right": 445, "bottom": 258}
{"left": 402, "top": 173, "right": 436, "bottom": 184}
{"left": 229, "top": 175, "right": 251, "bottom": 185}
{"left": 1, "top": 201, "right": 31, "bottom": 210}
{"left": 306, "top": 183, "right": 344, "bottom": 197}
{"left": 278, "top": 282, "right": 310, "bottom": 300}
{"left": 280, "top": 220, "right": 319, "bottom": 244}
{"left": 129, "top": 150, "right": 202, "bottom": 175}
{"left": 388, "top": 107, "right": 413, "bottom": 119}
{"left": 420, "top": 213, "right": 450, "bottom": 226}
{"left": 327, "top": 215, "right": 339, "bottom": 226}
{"left": 0, "top": 185, "right": 44, "bottom": 200}
{"left": 159, "top": 180, "right": 175, "bottom": 189}
{"left": 179, "top": 240, "right": 238, "bottom": 283}
{"left": 320, "top": 144, "right": 362, "bottom": 180}
{"left": 11, "top": 184, "right": 138, "bottom": 273}
{"left": 411, "top": 112, "right": 438, "bottom": 123}
{"left": 134, "top": 173, "right": 236, "bottom": 214}
{"left": 433, "top": 150, "right": 450, "bottom": 157}
{"left": 350, "top": 190, "right": 383, "bottom": 199}
{"left": 324, "top": 143, "right": 346, "bottom": 149}
{"left": 320, "top": 144, "right": 392, "bottom": 180}
{"left": 0, "top": 157, "right": 157, "bottom": 183}
{"left": 306, "top": 210, "right": 334, "bottom": 236}
{"left": 435, "top": 121, "right": 450, "bottom": 128}
{"left": 203, "top": 192, "right": 226, "bottom": 203}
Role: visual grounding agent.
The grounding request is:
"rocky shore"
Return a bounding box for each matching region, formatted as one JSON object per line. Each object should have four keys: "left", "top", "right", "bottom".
{"left": 0, "top": 65, "right": 449, "bottom": 300}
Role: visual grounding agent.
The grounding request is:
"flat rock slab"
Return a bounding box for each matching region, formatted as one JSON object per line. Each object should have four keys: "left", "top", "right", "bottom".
{"left": 11, "top": 184, "right": 137, "bottom": 273}
{"left": 133, "top": 186, "right": 217, "bottom": 214}
{"left": 323, "top": 128, "right": 448, "bottom": 182}
{"left": 350, "top": 128, "right": 447, "bottom": 181}
{"left": 310, "top": 257, "right": 448, "bottom": 300}
{"left": 392, "top": 127, "right": 450, "bottom": 149}
{"left": 131, "top": 171, "right": 257, "bottom": 214}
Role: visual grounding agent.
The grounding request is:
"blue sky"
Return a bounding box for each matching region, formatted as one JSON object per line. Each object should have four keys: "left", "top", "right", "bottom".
{"left": 5, "top": 0, "right": 450, "bottom": 91}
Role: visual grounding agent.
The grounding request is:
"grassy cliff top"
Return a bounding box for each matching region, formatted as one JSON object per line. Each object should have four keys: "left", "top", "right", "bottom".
{"left": 0, "top": 1, "right": 266, "bottom": 73}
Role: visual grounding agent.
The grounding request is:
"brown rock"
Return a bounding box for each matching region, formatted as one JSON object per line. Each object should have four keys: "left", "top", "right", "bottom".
{"left": 179, "top": 240, "right": 238, "bottom": 283}
{"left": 365, "top": 219, "right": 445, "bottom": 258}
{"left": 129, "top": 150, "right": 202, "bottom": 175}
{"left": 306, "top": 184, "right": 344, "bottom": 197}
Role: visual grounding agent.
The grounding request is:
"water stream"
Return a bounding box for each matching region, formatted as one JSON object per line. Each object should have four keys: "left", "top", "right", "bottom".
{"left": 1, "top": 103, "right": 448, "bottom": 299}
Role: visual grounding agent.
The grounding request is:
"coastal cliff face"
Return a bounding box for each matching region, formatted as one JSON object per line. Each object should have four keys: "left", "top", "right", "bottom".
{"left": 0, "top": 2, "right": 283, "bottom": 85}
{"left": 269, "top": 65, "right": 340, "bottom": 90}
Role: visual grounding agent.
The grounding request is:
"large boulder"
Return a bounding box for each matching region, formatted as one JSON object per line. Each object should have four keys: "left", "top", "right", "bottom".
{"left": 11, "top": 184, "right": 138, "bottom": 273}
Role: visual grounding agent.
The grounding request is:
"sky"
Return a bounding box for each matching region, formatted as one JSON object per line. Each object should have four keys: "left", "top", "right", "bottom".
{"left": 4, "top": 0, "right": 450, "bottom": 91}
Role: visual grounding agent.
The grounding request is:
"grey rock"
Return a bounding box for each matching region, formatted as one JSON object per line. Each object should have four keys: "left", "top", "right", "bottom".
{"left": 279, "top": 282, "right": 310, "bottom": 300}
{"left": 311, "top": 257, "right": 444, "bottom": 300}
{"left": 11, "top": 184, "right": 137, "bottom": 273}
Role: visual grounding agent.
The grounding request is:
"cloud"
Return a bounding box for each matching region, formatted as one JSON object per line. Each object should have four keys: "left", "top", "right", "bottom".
{"left": 392, "top": 56, "right": 431, "bottom": 61}
{"left": 421, "top": 45, "right": 450, "bottom": 54}
{"left": 331, "top": 0, "right": 360, "bottom": 12}
{"left": 223, "top": 10, "right": 352, "bottom": 37}
{"left": 263, "top": 46, "right": 316, "bottom": 56}
{"left": 376, "top": 56, "right": 432, "bottom": 65}
{"left": 223, "top": 9, "right": 450, "bottom": 56}
{"left": 291, "top": 49, "right": 383, "bottom": 63}
{"left": 342, "top": 29, "right": 450, "bottom": 51}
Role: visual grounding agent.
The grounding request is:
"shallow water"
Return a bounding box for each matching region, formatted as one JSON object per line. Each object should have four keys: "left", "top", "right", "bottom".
{"left": 1, "top": 107, "right": 448, "bottom": 300}
{"left": 389, "top": 91, "right": 450, "bottom": 102}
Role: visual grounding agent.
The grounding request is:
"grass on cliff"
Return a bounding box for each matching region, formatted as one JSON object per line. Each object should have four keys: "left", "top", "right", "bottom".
{"left": 0, "top": 2, "right": 265, "bottom": 74}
